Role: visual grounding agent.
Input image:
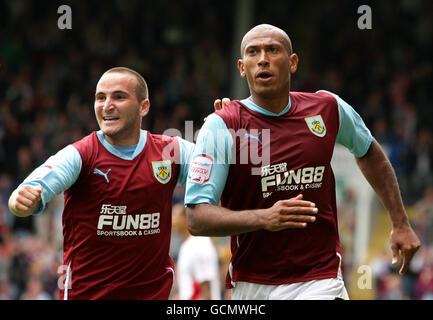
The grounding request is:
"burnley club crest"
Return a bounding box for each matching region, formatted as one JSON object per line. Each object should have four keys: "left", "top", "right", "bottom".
{"left": 304, "top": 115, "right": 326, "bottom": 137}
{"left": 152, "top": 160, "right": 172, "bottom": 184}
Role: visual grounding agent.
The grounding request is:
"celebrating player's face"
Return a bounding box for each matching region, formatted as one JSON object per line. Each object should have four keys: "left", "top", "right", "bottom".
{"left": 238, "top": 27, "right": 298, "bottom": 101}
{"left": 94, "top": 72, "right": 149, "bottom": 146}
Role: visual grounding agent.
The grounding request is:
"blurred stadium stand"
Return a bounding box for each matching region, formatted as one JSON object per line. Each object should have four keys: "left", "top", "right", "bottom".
{"left": 0, "top": 0, "right": 432, "bottom": 299}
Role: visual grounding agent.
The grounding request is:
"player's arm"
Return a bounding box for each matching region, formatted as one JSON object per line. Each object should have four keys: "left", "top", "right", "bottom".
{"left": 187, "top": 196, "right": 317, "bottom": 236}
{"left": 8, "top": 145, "right": 82, "bottom": 217}
{"left": 176, "top": 137, "right": 195, "bottom": 186}
{"left": 176, "top": 98, "right": 232, "bottom": 186}
{"left": 184, "top": 113, "right": 317, "bottom": 237}
{"left": 8, "top": 184, "right": 44, "bottom": 217}
{"left": 355, "top": 139, "right": 420, "bottom": 274}
{"left": 331, "top": 91, "right": 420, "bottom": 275}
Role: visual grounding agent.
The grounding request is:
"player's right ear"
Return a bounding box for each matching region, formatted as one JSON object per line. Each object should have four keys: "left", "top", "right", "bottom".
{"left": 238, "top": 59, "right": 246, "bottom": 78}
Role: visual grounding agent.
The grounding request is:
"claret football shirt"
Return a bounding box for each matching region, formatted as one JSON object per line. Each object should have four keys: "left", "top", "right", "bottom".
{"left": 21, "top": 129, "right": 194, "bottom": 299}
{"left": 185, "top": 90, "right": 372, "bottom": 288}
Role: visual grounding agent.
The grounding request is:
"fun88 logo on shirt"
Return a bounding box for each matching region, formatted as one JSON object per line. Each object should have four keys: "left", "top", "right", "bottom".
{"left": 96, "top": 204, "right": 161, "bottom": 237}
{"left": 260, "top": 163, "right": 326, "bottom": 198}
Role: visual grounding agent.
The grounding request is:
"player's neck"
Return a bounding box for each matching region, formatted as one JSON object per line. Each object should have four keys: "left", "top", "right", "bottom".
{"left": 249, "top": 93, "right": 290, "bottom": 114}
{"left": 104, "top": 131, "right": 140, "bottom": 146}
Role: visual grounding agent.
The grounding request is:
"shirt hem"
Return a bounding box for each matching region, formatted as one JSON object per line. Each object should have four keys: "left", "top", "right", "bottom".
{"left": 226, "top": 271, "right": 339, "bottom": 289}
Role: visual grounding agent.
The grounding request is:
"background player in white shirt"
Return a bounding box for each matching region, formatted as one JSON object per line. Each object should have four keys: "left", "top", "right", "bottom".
{"left": 172, "top": 203, "right": 221, "bottom": 300}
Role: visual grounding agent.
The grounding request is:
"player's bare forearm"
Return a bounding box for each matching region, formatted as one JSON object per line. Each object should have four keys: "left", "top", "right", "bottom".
{"left": 186, "top": 203, "right": 263, "bottom": 236}
{"left": 186, "top": 195, "right": 318, "bottom": 237}
{"left": 355, "top": 138, "right": 408, "bottom": 227}
{"left": 356, "top": 138, "right": 420, "bottom": 274}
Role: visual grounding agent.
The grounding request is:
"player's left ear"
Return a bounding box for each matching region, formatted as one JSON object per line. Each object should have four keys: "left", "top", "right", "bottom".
{"left": 140, "top": 98, "right": 150, "bottom": 117}
{"left": 289, "top": 53, "right": 298, "bottom": 74}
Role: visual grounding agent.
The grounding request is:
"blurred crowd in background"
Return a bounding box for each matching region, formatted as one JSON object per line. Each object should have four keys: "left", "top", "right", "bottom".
{"left": 0, "top": 0, "right": 432, "bottom": 299}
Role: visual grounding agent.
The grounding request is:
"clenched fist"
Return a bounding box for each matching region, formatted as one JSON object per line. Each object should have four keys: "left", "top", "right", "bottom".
{"left": 8, "top": 184, "right": 43, "bottom": 217}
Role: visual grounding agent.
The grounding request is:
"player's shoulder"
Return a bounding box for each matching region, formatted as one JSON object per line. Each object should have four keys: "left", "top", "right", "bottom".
{"left": 147, "top": 133, "right": 183, "bottom": 160}
{"left": 291, "top": 91, "right": 339, "bottom": 115}
{"left": 215, "top": 100, "right": 242, "bottom": 118}
{"left": 292, "top": 90, "right": 337, "bottom": 104}
{"left": 148, "top": 132, "right": 178, "bottom": 145}
{"left": 213, "top": 100, "right": 243, "bottom": 129}
{"left": 67, "top": 132, "right": 99, "bottom": 168}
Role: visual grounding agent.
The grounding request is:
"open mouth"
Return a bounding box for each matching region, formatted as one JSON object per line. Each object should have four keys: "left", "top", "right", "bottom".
{"left": 256, "top": 70, "right": 273, "bottom": 81}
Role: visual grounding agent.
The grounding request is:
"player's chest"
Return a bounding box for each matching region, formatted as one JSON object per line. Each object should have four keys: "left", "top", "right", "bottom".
{"left": 85, "top": 156, "right": 177, "bottom": 196}
{"left": 236, "top": 115, "right": 336, "bottom": 167}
